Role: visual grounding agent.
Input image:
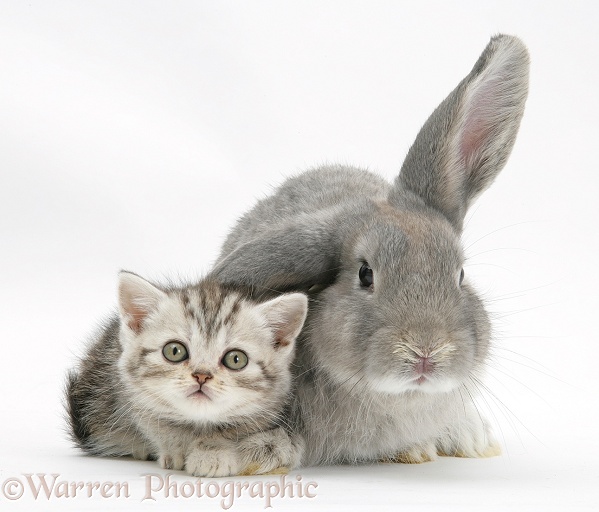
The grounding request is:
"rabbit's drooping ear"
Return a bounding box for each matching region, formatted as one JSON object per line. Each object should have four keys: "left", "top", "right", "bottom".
{"left": 211, "top": 216, "right": 343, "bottom": 295}
{"left": 391, "top": 34, "right": 529, "bottom": 231}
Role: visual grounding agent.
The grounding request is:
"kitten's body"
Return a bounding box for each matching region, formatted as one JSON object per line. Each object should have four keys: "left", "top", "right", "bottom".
{"left": 66, "top": 273, "right": 307, "bottom": 477}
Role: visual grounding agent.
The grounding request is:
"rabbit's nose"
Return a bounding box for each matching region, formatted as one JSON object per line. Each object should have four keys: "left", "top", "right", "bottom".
{"left": 415, "top": 356, "right": 435, "bottom": 375}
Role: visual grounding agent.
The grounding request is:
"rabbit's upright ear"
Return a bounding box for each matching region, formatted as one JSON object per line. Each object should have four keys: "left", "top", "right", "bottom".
{"left": 391, "top": 35, "right": 529, "bottom": 231}
{"left": 210, "top": 216, "right": 342, "bottom": 295}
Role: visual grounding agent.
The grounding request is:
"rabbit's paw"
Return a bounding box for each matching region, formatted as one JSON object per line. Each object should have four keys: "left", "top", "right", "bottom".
{"left": 238, "top": 463, "right": 290, "bottom": 476}
{"left": 437, "top": 418, "right": 501, "bottom": 458}
{"left": 381, "top": 441, "right": 438, "bottom": 464}
{"left": 438, "top": 438, "right": 501, "bottom": 458}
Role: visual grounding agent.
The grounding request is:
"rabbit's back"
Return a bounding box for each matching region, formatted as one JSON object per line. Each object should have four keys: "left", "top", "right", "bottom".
{"left": 219, "top": 165, "right": 390, "bottom": 258}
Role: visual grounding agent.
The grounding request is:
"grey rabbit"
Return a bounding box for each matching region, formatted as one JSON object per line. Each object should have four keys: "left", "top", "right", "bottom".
{"left": 211, "top": 34, "right": 529, "bottom": 465}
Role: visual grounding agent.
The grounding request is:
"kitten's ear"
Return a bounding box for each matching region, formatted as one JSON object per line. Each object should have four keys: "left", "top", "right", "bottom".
{"left": 256, "top": 293, "right": 308, "bottom": 353}
{"left": 118, "top": 271, "right": 167, "bottom": 334}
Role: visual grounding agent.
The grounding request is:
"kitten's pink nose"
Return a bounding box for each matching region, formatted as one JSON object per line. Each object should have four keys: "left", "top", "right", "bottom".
{"left": 192, "top": 373, "right": 213, "bottom": 384}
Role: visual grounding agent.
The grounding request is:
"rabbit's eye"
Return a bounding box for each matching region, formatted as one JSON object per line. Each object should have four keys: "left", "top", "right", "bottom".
{"left": 459, "top": 268, "right": 465, "bottom": 286}
{"left": 359, "top": 262, "right": 374, "bottom": 288}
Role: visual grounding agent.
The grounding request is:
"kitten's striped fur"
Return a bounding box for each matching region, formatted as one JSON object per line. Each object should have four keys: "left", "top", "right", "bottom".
{"left": 66, "top": 272, "right": 307, "bottom": 477}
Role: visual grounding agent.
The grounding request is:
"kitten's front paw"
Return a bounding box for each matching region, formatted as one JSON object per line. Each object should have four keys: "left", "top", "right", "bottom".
{"left": 131, "top": 445, "right": 153, "bottom": 461}
{"left": 159, "top": 453, "right": 185, "bottom": 471}
{"left": 185, "top": 448, "right": 241, "bottom": 478}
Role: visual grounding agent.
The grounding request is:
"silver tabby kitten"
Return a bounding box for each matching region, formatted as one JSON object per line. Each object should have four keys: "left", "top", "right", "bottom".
{"left": 66, "top": 271, "right": 307, "bottom": 477}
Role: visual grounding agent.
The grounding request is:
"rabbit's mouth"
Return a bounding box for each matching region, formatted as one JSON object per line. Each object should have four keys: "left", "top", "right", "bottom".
{"left": 367, "top": 371, "right": 460, "bottom": 395}
{"left": 405, "top": 374, "right": 459, "bottom": 394}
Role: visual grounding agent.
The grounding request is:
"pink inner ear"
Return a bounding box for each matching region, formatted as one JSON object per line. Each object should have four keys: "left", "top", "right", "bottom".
{"left": 460, "top": 112, "right": 490, "bottom": 167}
{"left": 119, "top": 272, "right": 166, "bottom": 334}
{"left": 460, "top": 84, "right": 498, "bottom": 170}
{"left": 274, "top": 332, "right": 291, "bottom": 348}
{"left": 125, "top": 303, "right": 149, "bottom": 333}
{"left": 459, "top": 75, "right": 503, "bottom": 171}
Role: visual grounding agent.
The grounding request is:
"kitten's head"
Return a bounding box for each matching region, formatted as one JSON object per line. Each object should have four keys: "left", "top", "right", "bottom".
{"left": 117, "top": 272, "right": 307, "bottom": 426}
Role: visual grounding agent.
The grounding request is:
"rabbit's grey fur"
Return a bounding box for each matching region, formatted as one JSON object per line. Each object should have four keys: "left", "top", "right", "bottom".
{"left": 211, "top": 35, "right": 529, "bottom": 465}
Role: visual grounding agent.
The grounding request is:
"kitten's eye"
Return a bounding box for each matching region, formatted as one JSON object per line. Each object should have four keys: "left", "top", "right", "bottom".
{"left": 162, "top": 341, "right": 189, "bottom": 363}
{"left": 459, "top": 268, "right": 465, "bottom": 286}
{"left": 222, "top": 350, "right": 248, "bottom": 370}
{"left": 359, "top": 262, "right": 374, "bottom": 288}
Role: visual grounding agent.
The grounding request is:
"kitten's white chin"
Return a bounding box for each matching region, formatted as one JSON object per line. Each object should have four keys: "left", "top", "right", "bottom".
{"left": 184, "top": 383, "right": 222, "bottom": 404}
{"left": 169, "top": 390, "right": 249, "bottom": 425}
{"left": 187, "top": 390, "right": 211, "bottom": 401}
{"left": 175, "top": 399, "right": 230, "bottom": 424}
{"left": 369, "top": 375, "right": 460, "bottom": 395}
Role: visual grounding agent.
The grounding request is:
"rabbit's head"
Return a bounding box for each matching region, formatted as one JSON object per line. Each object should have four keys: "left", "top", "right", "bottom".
{"left": 306, "top": 200, "right": 491, "bottom": 395}
{"left": 213, "top": 35, "right": 529, "bottom": 396}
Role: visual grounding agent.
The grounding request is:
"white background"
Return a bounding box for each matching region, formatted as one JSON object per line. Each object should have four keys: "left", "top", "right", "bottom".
{"left": 1, "top": 1, "right": 598, "bottom": 510}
